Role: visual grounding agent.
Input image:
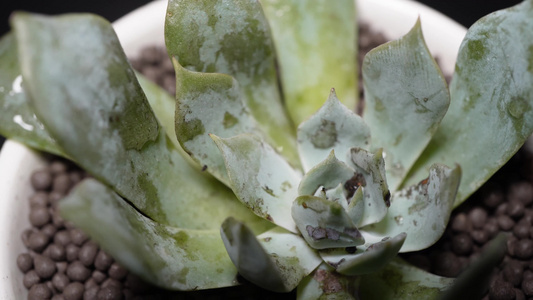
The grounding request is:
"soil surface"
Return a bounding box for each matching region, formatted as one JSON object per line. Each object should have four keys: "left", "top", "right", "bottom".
{"left": 16, "top": 23, "right": 530, "bottom": 300}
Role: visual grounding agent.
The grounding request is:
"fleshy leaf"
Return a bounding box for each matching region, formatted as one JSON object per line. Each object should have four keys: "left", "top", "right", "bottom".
{"left": 358, "top": 258, "right": 454, "bottom": 300}
{"left": 298, "top": 150, "right": 356, "bottom": 208}
{"left": 60, "top": 179, "right": 243, "bottom": 290}
{"left": 296, "top": 263, "right": 358, "bottom": 300}
{"left": 297, "top": 89, "right": 370, "bottom": 172}
{"left": 174, "top": 60, "right": 265, "bottom": 185}
{"left": 220, "top": 217, "right": 321, "bottom": 293}
{"left": 13, "top": 12, "right": 264, "bottom": 230}
{"left": 260, "top": 0, "right": 358, "bottom": 125}
{"left": 165, "top": 0, "right": 299, "bottom": 167}
{"left": 212, "top": 134, "right": 301, "bottom": 232}
{"left": 350, "top": 148, "right": 390, "bottom": 227}
{"left": 0, "top": 32, "right": 64, "bottom": 157}
{"left": 405, "top": 0, "right": 533, "bottom": 206}
{"left": 364, "top": 164, "right": 461, "bottom": 252}
{"left": 362, "top": 20, "right": 449, "bottom": 191}
{"left": 292, "top": 195, "right": 364, "bottom": 249}
{"left": 319, "top": 233, "right": 406, "bottom": 276}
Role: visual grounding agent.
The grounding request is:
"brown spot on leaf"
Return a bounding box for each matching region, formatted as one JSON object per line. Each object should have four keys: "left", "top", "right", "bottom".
{"left": 344, "top": 173, "right": 366, "bottom": 199}
{"left": 313, "top": 268, "right": 349, "bottom": 295}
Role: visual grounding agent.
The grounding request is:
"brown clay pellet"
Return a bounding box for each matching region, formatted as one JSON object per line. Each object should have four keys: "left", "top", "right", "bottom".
{"left": 56, "top": 262, "right": 68, "bottom": 274}
{"left": 102, "top": 278, "right": 123, "bottom": 290}
{"left": 514, "top": 240, "right": 533, "bottom": 260}
{"left": 34, "top": 255, "right": 57, "bottom": 279}
{"left": 507, "top": 201, "right": 525, "bottom": 219}
{"left": 31, "top": 170, "right": 53, "bottom": 191}
{"left": 17, "top": 253, "right": 33, "bottom": 273}
{"left": 28, "top": 283, "right": 52, "bottom": 300}
{"left": 29, "top": 192, "right": 49, "bottom": 208}
{"left": 23, "top": 270, "right": 41, "bottom": 289}
{"left": 79, "top": 242, "right": 99, "bottom": 267}
{"left": 69, "top": 228, "right": 88, "bottom": 246}
{"left": 94, "top": 250, "right": 113, "bottom": 272}
{"left": 66, "top": 261, "right": 91, "bottom": 282}
{"left": 30, "top": 206, "right": 51, "bottom": 228}
{"left": 28, "top": 231, "right": 50, "bottom": 252}
{"left": 63, "top": 282, "right": 84, "bottom": 300}
{"left": 52, "top": 272, "right": 70, "bottom": 292}
{"left": 51, "top": 294, "right": 65, "bottom": 300}
{"left": 52, "top": 173, "right": 71, "bottom": 194}
{"left": 92, "top": 270, "right": 107, "bottom": 284}
{"left": 49, "top": 161, "right": 68, "bottom": 175}
{"left": 97, "top": 285, "right": 123, "bottom": 300}
{"left": 54, "top": 230, "right": 70, "bottom": 246}
{"left": 83, "top": 286, "right": 99, "bottom": 300}
{"left": 65, "top": 244, "right": 79, "bottom": 262}
{"left": 41, "top": 224, "right": 58, "bottom": 238}
{"left": 47, "top": 244, "right": 66, "bottom": 262}
{"left": 468, "top": 207, "right": 487, "bottom": 229}
{"left": 108, "top": 263, "right": 128, "bottom": 280}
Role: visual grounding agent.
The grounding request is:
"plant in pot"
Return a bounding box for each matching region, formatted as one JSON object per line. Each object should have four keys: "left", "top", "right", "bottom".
{"left": 1, "top": 0, "right": 532, "bottom": 299}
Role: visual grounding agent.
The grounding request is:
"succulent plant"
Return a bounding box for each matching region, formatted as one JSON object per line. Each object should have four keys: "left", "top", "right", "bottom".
{"left": 1, "top": 0, "right": 533, "bottom": 298}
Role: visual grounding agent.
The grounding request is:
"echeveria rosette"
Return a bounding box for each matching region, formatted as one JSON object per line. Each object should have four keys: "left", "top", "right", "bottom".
{"left": 1, "top": 0, "right": 533, "bottom": 299}
{"left": 212, "top": 90, "right": 461, "bottom": 296}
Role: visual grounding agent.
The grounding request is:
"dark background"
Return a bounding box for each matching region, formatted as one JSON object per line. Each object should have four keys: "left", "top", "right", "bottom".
{"left": 0, "top": 0, "right": 523, "bottom": 149}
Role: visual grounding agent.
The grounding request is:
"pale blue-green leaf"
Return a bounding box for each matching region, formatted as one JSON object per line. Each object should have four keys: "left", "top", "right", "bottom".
{"left": 212, "top": 134, "right": 301, "bottom": 232}
{"left": 165, "top": 0, "right": 299, "bottom": 168}
{"left": 13, "top": 13, "right": 266, "bottom": 230}
{"left": 297, "top": 90, "right": 370, "bottom": 172}
{"left": 350, "top": 148, "right": 390, "bottom": 227}
{"left": 220, "top": 217, "right": 321, "bottom": 293}
{"left": 135, "top": 71, "right": 202, "bottom": 171}
{"left": 298, "top": 150, "right": 355, "bottom": 209}
{"left": 364, "top": 164, "right": 461, "bottom": 252}
{"left": 319, "top": 233, "right": 406, "bottom": 276}
{"left": 292, "top": 195, "right": 364, "bottom": 250}
{"left": 439, "top": 233, "right": 507, "bottom": 300}
{"left": 174, "top": 60, "right": 266, "bottom": 185}
{"left": 362, "top": 20, "right": 449, "bottom": 192}
{"left": 347, "top": 188, "right": 365, "bottom": 226}
{"left": 260, "top": 0, "right": 358, "bottom": 125}
{"left": 358, "top": 258, "right": 454, "bottom": 300}
{"left": 60, "top": 179, "right": 243, "bottom": 291}
{"left": 405, "top": 0, "right": 533, "bottom": 206}
{"left": 296, "top": 263, "right": 359, "bottom": 300}
{"left": 0, "top": 32, "right": 64, "bottom": 157}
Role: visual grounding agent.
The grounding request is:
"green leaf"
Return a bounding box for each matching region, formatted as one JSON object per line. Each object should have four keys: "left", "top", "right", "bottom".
{"left": 319, "top": 232, "right": 406, "bottom": 276}
{"left": 358, "top": 258, "right": 454, "bottom": 300}
{"left": 261, "top": 0, "right": 358, "bottom": 125}
{"left": 174, "top": 60, "right": 265, "bottom": 185}
{"left": 349, "top": 148, "right": 390, "bottom": 227}
{"left": 405, "top": 0, "right": 533, "bottom": 206}
{"left": 292, "top": 195, "right": 364, "bottom": 249}
{"left": 297, "top": 90, "right": 370, "bottom": 172}
{"left": 12, "top": 12, "right": 264, "bottom": 230}
{"left": 364, "top": 164, "right": 461, "bottom": 252}
{"left": 0, "top": 32, "right": 65, "bottom": 157}
{"left": 220, "top": 217, "right": 321, "bottom": 293}
{"left": 60, "top": 179, "right": 245, "bottom": 291}
{"left": 362, "top": 19, "right": 450, "bottom": 192}
{"left": 298, "top": 150, "right": 355, "bottom": 206}
{"left": 212, "top": 134, "right": 301, "bottom": 232}
{"left": 165, "top": 0, "right": 299, "bottom": 168}
{"left": 296, "top": 263, "right": 359, "bottom": 300}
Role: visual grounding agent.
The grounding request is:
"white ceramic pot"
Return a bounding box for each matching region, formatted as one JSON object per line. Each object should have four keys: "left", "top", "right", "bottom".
{"left": 0, "top": 1, "right": 466, "bottom": 298}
